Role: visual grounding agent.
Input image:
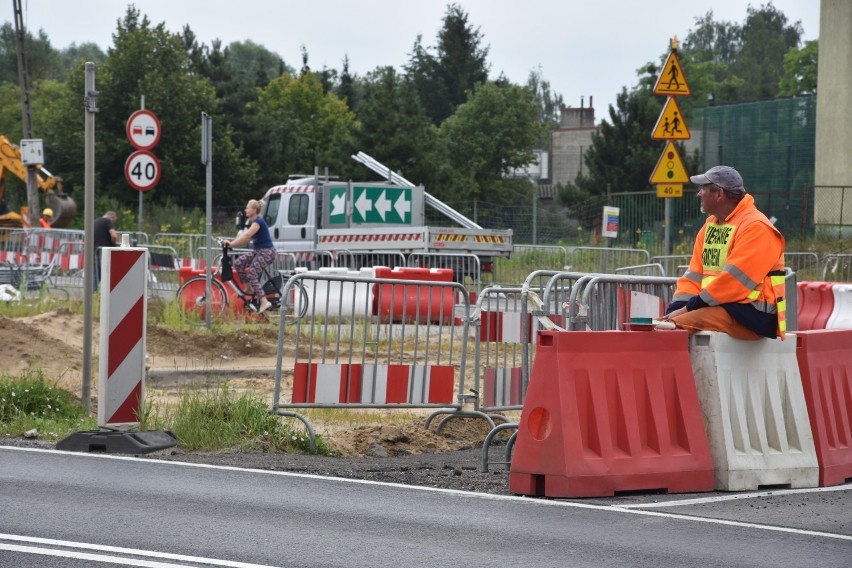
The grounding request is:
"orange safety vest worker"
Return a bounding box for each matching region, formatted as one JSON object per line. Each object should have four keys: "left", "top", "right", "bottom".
{"left": 39, "top": 208, "right": 53, "bottom": 228}
{"left": 671, "top": 193, "right": 786, "bottom": 339}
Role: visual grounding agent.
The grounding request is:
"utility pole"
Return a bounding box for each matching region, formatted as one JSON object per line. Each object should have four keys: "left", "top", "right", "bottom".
{"left": 12, "top": 0, "right": 39, "bottom": 227}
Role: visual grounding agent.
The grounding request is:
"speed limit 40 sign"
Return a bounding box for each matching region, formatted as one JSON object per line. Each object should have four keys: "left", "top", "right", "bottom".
{"left": 125, "top": 150, "right": 161, "bottom": 192}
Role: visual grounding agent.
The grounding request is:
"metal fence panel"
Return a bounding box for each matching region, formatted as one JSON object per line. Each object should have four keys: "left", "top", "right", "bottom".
{"left": 272, "top": 272, "right": 478, "bottom": 442}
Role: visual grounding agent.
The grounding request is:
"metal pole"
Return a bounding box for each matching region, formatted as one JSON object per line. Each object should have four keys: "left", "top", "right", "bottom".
{"left": 664, "top": 197, "right": 671, "bottom": 256}
{"left": 82, "top": 63, "right": 98, "bottom": 413}
{"left": 138, "top": 96, "right": 145, "bottom": 236}
{"left": 531, "top": 186, "right": 537, "bottom": 245}
{"left": 201, "top": 113, "right": 213, "bottom": 328}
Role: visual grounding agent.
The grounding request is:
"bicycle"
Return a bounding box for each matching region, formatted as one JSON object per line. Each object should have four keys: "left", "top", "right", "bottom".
{"left": 0, "top": 257, "right": 70, "bottom": 301}
{"left": 175, "top": 243, "right": 308, "bottom": 325}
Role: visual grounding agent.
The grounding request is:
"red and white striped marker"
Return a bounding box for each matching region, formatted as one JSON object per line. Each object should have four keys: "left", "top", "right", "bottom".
{"left": 292, "top": 363, "right": 455, "bottom": 404}
{"left": 98, "top": 244, "right": 148, "bottom": 427}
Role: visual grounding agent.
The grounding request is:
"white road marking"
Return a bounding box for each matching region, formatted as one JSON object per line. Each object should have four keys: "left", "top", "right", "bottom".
{"left": 618, "top": 484, "right": 852, "bottom": 508}
{"left": 4, "top": 446, "right": 851, "bottom": 544}
{"left": 0, "top": 533, "right": 278, "bottom": 567}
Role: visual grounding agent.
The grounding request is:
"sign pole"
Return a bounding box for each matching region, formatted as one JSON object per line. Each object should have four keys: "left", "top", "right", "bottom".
{"left": 201, "top": 112, "right": 213, "bottom": 329}
{"left": 82, "top": 62, "right": 98, "bottom": 413}
{"left": 650, "top": 36, "right": 691, "bottom": 259}
{"left": 139, "top": 96, "right": 144, "bottom": 237}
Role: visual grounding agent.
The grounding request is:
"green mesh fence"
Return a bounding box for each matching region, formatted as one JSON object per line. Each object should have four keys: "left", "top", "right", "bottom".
{"left": 692, "top": 96, "right": 816, "bottom": 238}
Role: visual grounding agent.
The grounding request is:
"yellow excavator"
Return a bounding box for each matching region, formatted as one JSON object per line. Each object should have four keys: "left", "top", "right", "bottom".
{"left": 0, "top": 135, "right": 77, "bottom": 228}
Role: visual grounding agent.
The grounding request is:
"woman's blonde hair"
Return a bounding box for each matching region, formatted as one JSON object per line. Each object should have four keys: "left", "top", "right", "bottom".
{"left": 247, "top": 199, "right": 264, "bottom": 212}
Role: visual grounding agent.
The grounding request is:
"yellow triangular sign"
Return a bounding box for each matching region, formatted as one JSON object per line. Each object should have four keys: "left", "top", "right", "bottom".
{"left": 649, "top": 141, "right": 689, "bottom": 184}
{"left": 652, "top": 97, "right": 691, "bottom": 140}
{"left": 654, "top": 51, "right": 691, "bottom": 96}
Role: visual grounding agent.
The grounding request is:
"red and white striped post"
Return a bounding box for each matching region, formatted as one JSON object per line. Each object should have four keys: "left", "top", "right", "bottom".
{"left": 97, "top": 236, "right": 148, "bottom": 427}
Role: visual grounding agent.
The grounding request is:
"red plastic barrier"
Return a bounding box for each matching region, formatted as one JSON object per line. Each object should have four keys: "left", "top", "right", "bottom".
{"left": 795, "top": 330, "right": 852, "bottom": 486}
{"left": 372, "top": 266, "right": 455, "bottom": 323}
{"left": 179, "top": 266, "right": 203, "bottom": 285}
{"left": 797, "top": 282, "right": 836, "bottom": 330}
{"left": 509, "top": 330, "right": 714, "bottom": 498}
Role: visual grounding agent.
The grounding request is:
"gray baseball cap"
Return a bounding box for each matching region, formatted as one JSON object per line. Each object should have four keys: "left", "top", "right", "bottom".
{"left": 690, "top": 165, "right": 745, "bottom": 194}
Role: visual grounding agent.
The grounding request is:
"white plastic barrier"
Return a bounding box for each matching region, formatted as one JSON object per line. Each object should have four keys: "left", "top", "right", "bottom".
{"left": 688, "top": 332, "right": 819, "bottom": 491}
{"left": 294, "top": 267, "right": 375, "bottom": 318}
{"left": 826, "top": 284, "right": 852, "bottom": 329}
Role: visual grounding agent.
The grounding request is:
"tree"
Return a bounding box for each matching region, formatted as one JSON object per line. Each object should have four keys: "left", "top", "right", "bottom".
{"left": 405, "top": 4, "right": 489, "bottom": 125}
{"left": 779, "top": 39, "right": 817, "bottom": 96}
{"left": 0, "top": 23, "right": 63, "bottom": 85}
{"left": 731, "top": 3, "right": 803, "bottom": 100}
{"left": 561, "top": 85, "right": 663, "bottom": 202}
{"left": 526, "top": 66, "right": 563, "bottom": 148}
{"left": 438, "top": 81, "right": 543, "bottom": 205}
{"left": 50, "top": 7, "right": 257, "bottom": 214}
{"left": 351, "top": 66, "right": 440, "bottom": 187}
{"left": 250, "top": 72, "right": 359, "bottom": 187}
{"left": 58, "top": 42, "right": 106, "bottom": 74}
{"left": 680, "top": 4, "right": 803, "bottom": 104}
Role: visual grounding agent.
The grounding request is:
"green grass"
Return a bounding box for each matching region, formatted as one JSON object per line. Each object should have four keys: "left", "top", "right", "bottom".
{"left": 139, "top": 385, "right": 331, "bottom": 454}
{"left": 0, "top": 369, "right": 97, "bottom": 439}
{"left": 0, "top": 369, "right": 331, "bottom": 455}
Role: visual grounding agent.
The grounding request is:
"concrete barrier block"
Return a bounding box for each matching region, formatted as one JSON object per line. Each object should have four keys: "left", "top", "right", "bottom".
{"left": 689, "top": 332, "right": 819, "bottom": 491}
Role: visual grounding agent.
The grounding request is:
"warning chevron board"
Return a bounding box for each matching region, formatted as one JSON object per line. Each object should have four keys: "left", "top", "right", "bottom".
{"left": 654, "top": 50, "right": 691, "bottom": 96}
{"left": 652, "top": 96, "right": 691, "bottom": 140}
{"left": 649, "top": 141, "right": 689, "bottom": 184}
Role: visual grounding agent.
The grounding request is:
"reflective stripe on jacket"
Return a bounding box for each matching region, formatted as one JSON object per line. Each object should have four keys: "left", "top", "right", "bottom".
{"left": 673, "top": 194, "right": 786, "bottom": 338}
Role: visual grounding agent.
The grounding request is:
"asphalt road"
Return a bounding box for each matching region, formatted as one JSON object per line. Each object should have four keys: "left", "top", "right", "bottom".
{"left": 1, "top": 446, "right": 850, "bottom": 568}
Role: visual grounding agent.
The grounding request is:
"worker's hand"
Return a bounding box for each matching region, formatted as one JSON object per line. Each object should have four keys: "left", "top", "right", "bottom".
{"left": 662, "top": 306, "right": 688, "bottom": 321}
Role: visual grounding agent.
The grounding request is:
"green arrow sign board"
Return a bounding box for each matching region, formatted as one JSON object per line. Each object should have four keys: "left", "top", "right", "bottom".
{"left": 352, "top": 186, "right": 412, "bottom": 224}
{"left": 328, "top": 187, "right": 347, "bottom": 225}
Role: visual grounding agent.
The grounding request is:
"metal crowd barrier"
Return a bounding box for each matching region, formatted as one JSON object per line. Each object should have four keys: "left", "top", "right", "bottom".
{"left": 495, "top": 244, "right": 570, "bottom": 286}
{"left": 564, "top": 274, "right": 677, "bottom": 331}
{"left": 407, "top": 252, "right": 481, "bottom": 292}
{"left": 271, "top": 271, "right": 485, "bottom": 448}
{"left": 821, "top": 254, "right": 852, "bottom": 282}
{"left": 785, "top": 252, "right": 821, "bottom": 281}
{"left": 650, "top": 255, "right": 692, "bottom": 277}
{"left": 336, "top": 250, "right": 406, "bottom": 271}
{"left": 569, "top": 246, "right": 651, "bottom": 274}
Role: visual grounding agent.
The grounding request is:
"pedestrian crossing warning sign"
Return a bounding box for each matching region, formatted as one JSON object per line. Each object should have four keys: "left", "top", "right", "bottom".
{"left": 649, "top": 141, "right": 689, "bottom": 184}
{"left": 654, "top": 51, "right": 690, "bottom": 96}
{"left": 652, "top": 96, "right": 691, "bottom": 140}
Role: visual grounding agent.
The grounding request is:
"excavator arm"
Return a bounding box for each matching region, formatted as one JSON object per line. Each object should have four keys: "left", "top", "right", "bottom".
{"left": 0, "top": 135, "right": 77, "bottom": 228}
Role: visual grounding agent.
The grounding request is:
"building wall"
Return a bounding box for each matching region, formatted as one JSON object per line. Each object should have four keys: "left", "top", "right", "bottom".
{"left": 815, "top": 0, "right": 852, "bottom": 225}
{"left": 550, "top": 103, "right": 597, "bottom": 187}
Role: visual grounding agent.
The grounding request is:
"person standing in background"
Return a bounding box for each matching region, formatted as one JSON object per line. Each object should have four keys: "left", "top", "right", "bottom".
{"left": 93, "top": 211, "right": 118, "bottom": 292}
{"left": 39, "top": 208, "right": 53, "bottom": 228}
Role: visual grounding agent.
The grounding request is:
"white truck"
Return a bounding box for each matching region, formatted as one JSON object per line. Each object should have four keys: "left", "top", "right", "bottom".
{"left": 258, "top": 155, "right": 513, "bottom": 280}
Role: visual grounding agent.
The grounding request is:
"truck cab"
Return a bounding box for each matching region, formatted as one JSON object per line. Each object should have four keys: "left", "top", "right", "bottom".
{"left": 260, "top": 177, "right": 318, "bottom": 252}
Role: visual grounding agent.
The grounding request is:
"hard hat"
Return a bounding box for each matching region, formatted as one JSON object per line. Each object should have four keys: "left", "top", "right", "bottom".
{"left": 42, "top": 208, "right": 54, "bottom": 217}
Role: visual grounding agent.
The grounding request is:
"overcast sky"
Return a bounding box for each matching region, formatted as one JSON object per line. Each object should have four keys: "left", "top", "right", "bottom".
{"left": 10, "top": 1, "right": 820, "bottom": 121}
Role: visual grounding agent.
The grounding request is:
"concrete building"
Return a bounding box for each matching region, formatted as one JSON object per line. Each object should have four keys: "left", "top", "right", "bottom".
{"left": 815, "top": 0, "right": 852, "bottom": 229}
{"left": 549, "top": 98, "right": 598, "bottom": 188}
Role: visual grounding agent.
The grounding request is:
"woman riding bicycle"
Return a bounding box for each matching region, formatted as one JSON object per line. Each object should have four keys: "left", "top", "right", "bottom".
{"left": 223, "top": 199, "right": 276, "bottom": 314}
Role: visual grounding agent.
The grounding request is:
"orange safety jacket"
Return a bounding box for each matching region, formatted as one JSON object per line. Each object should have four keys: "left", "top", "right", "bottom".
{"left": 39, "top": 218, "right": 51, "bottom": 228}
{"left": 672, "top": 194, "right": 787, "bottom": 339}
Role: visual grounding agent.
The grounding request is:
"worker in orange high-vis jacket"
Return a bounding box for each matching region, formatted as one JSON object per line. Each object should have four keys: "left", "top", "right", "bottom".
{"left": 662, "top": 165, "right": 786, "bottom": 340}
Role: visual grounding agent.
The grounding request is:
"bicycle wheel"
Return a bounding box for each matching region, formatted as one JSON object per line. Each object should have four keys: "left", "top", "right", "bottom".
{"left": 176, "top": 277, "right": 228, "bottom": 324}
{"left": 279, "top": 280, "right": 309, "bottom": 324}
